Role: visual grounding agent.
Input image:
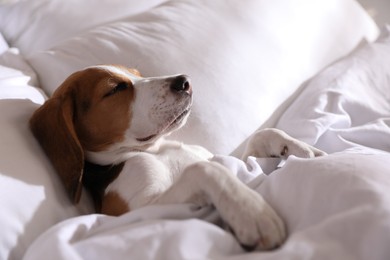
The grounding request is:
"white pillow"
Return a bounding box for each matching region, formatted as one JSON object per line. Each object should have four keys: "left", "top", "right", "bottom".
{"left": 0, "top": 0, "right": 167, "bottom": 53}
{"left": 27, "top": 0, "right": 378, "bottom": 155}
{"left": 275, "top": 28, "right": 390, "bottom": 154}
{"left": 0, "top": 57, "right": 93, "bottom": 260}
{"left": 0, "top": 48, "right": 42, "bottom": 99}
{"left": 0, "top": 99, "right": 95, "bottom": 260}
{"left": 0, "top": 33, "right": 8, "bottom": 55}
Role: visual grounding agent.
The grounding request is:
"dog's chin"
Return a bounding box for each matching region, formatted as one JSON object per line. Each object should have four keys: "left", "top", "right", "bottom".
{"left": 136, "top": 108, "right": 191, "bottom": 144}
{"left": 167, "top": 108, "right": 190, "bottom": 131}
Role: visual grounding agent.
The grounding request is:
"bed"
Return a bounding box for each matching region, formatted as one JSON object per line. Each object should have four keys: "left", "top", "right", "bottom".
{"left": 1, "top": 0, "right": 390, "bottom": 259}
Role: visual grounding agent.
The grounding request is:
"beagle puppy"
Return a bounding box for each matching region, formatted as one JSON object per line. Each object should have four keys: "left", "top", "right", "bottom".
{"left": 29, "top": 65, "right": 325, "bottom": 250}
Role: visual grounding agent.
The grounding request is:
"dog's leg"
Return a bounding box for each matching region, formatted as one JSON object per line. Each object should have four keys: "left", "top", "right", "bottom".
{"left": 242, "top": 128, "right": 326, "bottom": 160}
{"left": 151, "top": 161, "right": 286, "bottom": 250}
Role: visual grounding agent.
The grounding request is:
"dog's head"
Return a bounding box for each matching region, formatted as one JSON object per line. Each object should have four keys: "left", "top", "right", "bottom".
{"left": 30, "top": 65, "right": 192, "bottom": 203}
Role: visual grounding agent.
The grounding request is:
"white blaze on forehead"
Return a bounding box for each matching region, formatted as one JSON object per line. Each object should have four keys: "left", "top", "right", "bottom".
{"left": 83, "top": 65, "right": 193, "bottom": 165}
{"left": 89, "top": 65, "right": 141, "bottom": 83}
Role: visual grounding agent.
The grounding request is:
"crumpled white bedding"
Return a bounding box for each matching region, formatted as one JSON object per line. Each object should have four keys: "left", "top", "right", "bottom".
{"left": 23, "top": 33, "right": 390, "bottom": 260}
{"left": 23, "top": 152, "right": 390, "bottom": 260}
{"left": 0, "top": 0, "right": 388, "bottom": 257}
{"left": 276, "top": 30, "right": 390, "bottom": 154}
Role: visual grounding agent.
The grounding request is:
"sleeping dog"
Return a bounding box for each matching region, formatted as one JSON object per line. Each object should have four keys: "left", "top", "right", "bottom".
{"left": 30, "top": 65, "right": 325, "bottom": 250}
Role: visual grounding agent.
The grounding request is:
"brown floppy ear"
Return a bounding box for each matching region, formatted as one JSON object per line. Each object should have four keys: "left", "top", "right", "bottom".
{"left": 30, "top": 94, "right": 84, "bottom": 203}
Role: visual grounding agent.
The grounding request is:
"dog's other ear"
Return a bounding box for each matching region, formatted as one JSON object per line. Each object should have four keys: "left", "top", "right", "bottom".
{"left": 30, "top": 93, "right": 84, "bottom": 203}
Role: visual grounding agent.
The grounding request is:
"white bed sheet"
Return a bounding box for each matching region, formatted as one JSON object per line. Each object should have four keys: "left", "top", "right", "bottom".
{"left": 0, "top": 1, "right": 387, "bottom": 259}
{"left": 0, "top": 33, "right": 93, "bottom": 260}
{"left": 23, "top": 152, "right": 390, "bottom": 260}
{"left": 276, "top": 29, "right": 390, "bottom": 154}
{"left": 20, "top": 0, "right": 379, "bottom": 155}
{"left": 23, "top": 32, "right": 390, "bottom": 260}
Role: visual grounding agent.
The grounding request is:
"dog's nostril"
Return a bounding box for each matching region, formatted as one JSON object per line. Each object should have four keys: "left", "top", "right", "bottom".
{"left": 170, "top": 75, "right": 191, "bottom": 93}
{"left": 183, "top": 80, "right": 190, "bottom": 91}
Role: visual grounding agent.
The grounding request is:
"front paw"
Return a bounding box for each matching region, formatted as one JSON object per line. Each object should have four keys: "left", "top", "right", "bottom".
{"left": 242, "top": 128, "right": 326, "bottom": 160}
{"left": 278, "top": 138, "right": 327, "bottom": 159}
{"left": 219, "top": 189, "right": 287, "bottom": 250}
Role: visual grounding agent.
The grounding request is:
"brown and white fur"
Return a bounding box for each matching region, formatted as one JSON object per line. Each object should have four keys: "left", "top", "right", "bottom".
{"left": 30, "top": 65, "right": 325, "bottom": 250}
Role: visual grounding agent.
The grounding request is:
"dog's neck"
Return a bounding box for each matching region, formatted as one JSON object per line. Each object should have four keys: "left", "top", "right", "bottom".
{"left": 85, "top": 139, "right": 167, "bottom": 165}
{"left": 82, "top": 160, "right": 125, "bottom": 212}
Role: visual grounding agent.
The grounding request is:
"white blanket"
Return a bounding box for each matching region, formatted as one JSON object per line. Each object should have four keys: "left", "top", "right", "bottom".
{"left": 23, "top": 22, "right": 390, "bottom": 260}
{"left": 0, "top": 1, "right": 387, "bottom": 259}
{"left": 23, "top": 152, "right": 390, "bottom": 260}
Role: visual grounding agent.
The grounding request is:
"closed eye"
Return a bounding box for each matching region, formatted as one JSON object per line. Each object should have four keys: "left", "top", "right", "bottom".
{"left": 104, "top": 82, "right": 129, "bottom": 98}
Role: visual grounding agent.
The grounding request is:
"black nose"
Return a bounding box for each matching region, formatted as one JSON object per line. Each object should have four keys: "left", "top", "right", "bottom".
{"left": 170, "top": 75, "right": 192, "bottom": 94}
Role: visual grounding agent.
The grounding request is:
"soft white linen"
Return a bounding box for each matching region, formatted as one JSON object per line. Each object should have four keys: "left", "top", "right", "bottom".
{"left": 275, "top": 28, "right": 390, "bottom": 154}
{"left": 0, "top": 0, "right": 387, "bottom": 259}
{"left": 0, "top": 32, "right": 8, "bottom": 54}
{"left": 0, "top": 0, "right": 167, "bottom": 53}
{"left": 0, "top": 42, "right": 94, "bottom": 260}
{"left": 24, "top": 152, "right": 390, "bottom": 260}
{"left": 23, "top": 0, "right": 378, "bottom": 155}
{"left": 0, "top": 48, "right": 45, "bottom": 102}
{"left": 23, "top": 27, "right": 390, "bottom": 260}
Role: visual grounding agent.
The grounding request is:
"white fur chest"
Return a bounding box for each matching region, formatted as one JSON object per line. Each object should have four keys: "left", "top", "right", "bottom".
{"left": 152, "top": 141, "right": 213, "bottom": 177}
{"left": 105, "top": 140, "right": 212, "bottom": 209}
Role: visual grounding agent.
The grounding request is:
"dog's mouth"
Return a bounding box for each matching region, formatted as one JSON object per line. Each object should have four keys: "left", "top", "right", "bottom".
{"left": 171, "top": 108, "right": 190, "bottom": 126}
{"left": 136, "top": 108, "right": 191, "bottom": 143}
